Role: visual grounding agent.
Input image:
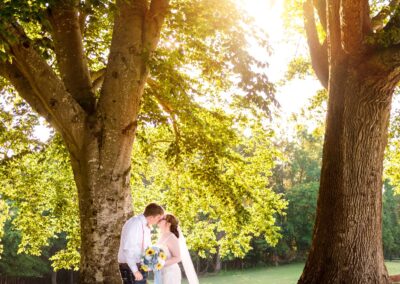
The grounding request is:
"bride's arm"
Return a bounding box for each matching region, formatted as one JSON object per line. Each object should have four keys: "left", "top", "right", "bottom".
{"left": 165, "top": 235, "right": 181, "bottom": 266}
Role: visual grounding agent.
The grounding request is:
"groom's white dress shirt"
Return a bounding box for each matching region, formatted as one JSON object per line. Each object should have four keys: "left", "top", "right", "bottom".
{"left": 118, "top": 214, "right": 151, "bottom": 273}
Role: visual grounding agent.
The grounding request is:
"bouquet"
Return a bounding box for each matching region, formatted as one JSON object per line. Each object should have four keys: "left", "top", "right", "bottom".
{"left": 141, "top": 245, "right": 167, "bottom": 284}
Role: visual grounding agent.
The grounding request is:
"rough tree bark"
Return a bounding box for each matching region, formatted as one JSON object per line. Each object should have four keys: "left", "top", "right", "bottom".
{"left": 0, "top": 0, "right": 169, "bottom": 282}
{"left": 299, "top": 1, "right": 400, "bottom": 283}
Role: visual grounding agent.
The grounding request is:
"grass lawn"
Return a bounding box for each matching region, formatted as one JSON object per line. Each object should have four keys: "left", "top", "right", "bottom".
{"left": 179, "top": 261, "right": 400, "bottom": 284}
{"left": 192, "top": 263, "right": 304, "bottom": 284}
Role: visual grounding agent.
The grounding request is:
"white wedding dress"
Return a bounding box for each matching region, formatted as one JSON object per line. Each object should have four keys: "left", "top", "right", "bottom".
{"left": 158, "top": 234, "right": 182, "bottom": 284}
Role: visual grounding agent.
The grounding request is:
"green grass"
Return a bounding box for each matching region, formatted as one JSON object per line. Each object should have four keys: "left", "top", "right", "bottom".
{"left": 193, "top": 263, "right": 304, "bottom": 284}
{"left": 183, "top": 261, "right": 400, "bottom": 284}
{"left": 149, "top": 261, "right": 400, "bottom": 283}
{"left": 385, "top": 260, "right": 400, "bottom": 275}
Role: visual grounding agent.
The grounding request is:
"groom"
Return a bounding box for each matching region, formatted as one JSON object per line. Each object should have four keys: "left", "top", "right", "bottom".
{"left": 118, "top": 203, "right": 164, "bottom": 284}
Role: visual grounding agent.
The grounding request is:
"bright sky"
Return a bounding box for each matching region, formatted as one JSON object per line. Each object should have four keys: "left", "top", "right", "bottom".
{"left": 236, "top": 0, "right": 321, "bottom": 115}
{"left": 34, "top": 118, "right": 52, "bottom": 141}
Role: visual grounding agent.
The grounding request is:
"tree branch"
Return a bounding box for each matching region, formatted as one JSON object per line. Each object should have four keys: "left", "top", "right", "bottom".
{"left": 0, "top": 22, "right": 87, "bottom": 152}
{"left": 99, "top": 0, "right": 169, "bottom": 108}
{"left": 0, "top": 61, "right": 49, "bottom": 121}
{"left": 90, "top": 68, "right": 106, "bottom": 93}
{"left": 371, "top": 0, "right": 400, "bottom": 31}
{"left": 304, "top": 0, "right": 329, "bottom": 88}
{"left": 340, "top": 0, "right": 369, "bottom": 54}
{"left": 326, "top": 0, "right": 342, "bottom": 60}
{"left": 98, "top": 0, "right": 148, "bottom": 113}
{"left": 144, "top": 0, "right": 170, "bottom": 51}
{"left": 147, "top": 77, "right": 180, "bottom": 140}
{"left": 98, "top": 0, "right": 169, "bottom": 131}
{"left": 155, "top": 94, "right": 180, "bottom": 139}
{"left": 47, "top": 1, "right": 95, "bottom": 114}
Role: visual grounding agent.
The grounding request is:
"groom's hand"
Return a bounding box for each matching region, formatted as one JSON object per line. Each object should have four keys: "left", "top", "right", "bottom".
{"left": 134, "top": 271, "right": 143, "bottom": 281}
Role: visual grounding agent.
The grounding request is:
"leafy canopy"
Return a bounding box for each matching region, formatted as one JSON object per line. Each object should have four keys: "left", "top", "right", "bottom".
{"left": 0, "top": 0, "right": 285, "bottom": 270}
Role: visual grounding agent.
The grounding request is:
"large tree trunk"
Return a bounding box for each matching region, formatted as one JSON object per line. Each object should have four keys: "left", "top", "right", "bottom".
{"left": 298, "top": 65, "right": 396, "bottom": 283}
{"left": 301, "top": 1, "right": 400, "bottom": 281}
{"left": 69, "top": 111, "right": 139, "bottom": 283}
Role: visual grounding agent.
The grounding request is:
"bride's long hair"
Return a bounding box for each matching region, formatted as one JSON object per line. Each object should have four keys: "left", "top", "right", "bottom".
{"left": 165, "top": 214, "right": 180, "bottom": 238}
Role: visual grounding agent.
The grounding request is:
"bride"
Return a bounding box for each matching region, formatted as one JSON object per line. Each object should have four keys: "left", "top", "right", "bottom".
{"left": 157, "top": 214, "right": 199, "bottom": 284}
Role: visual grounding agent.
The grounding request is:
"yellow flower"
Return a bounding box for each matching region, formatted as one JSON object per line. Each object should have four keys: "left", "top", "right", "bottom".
{"left": 155, "top": 263, "right": 163, "bottom": 270}
{"left": 141, "top": 265, "right": 149, "bottom": 272}
{"left": 159, "top": 252, "right": 167, "bottom": 260}
{"left": 145, "top": 248, "right": 155, "bottom": 256}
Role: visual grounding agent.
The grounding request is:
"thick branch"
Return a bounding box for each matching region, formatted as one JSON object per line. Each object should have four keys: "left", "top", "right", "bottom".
{"left": 340, "top": 0, "right": 369, "bottom": 55}
{"left": 326, "top": 0, "right": 342, "bottom": 60}
{"left": 0, "top": 22, "right": 86, "bottom": 152}
{"left": 144, "top": 0, "right": 170, "bottom": 51}
{"left": 0, "top": 61, "right": 49, "bottom": 120}
{"left": 371, "top": 0, "right": 400, "bottom": 31}
{"left": 304, "top": 0, "right": 329, "bottom": 88}
{"left": 99, "top": 0, "right": 170, "bottom": 112}
{"left": 47, "top": 1, "right": 95, "bottom": 113}
{"left": 99, "top": 0, "right": 148, "bottom": 113}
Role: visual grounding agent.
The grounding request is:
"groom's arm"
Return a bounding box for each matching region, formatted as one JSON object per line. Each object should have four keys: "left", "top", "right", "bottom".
{"left": 123, "top": 220, "right": 143, "bottom": 273}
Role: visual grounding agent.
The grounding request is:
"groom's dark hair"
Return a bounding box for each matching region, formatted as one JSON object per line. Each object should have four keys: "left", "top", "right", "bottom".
{"left": 144, "top": 203, "right": 164, "bottom": 217}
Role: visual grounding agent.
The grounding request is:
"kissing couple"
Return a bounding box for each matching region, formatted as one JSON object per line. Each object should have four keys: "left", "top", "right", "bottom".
{"left": 118, "top": 203, "right": 199, "bottom": 284}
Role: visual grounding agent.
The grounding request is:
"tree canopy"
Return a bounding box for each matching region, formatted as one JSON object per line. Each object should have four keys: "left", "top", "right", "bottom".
{"left": 0, "top": 0, "right": 286, "bottom": 274}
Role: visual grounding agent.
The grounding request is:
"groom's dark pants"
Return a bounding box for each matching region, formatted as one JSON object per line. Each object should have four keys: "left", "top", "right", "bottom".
{"left": 119, "top": 263, "right": 148, "bottom": 284}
